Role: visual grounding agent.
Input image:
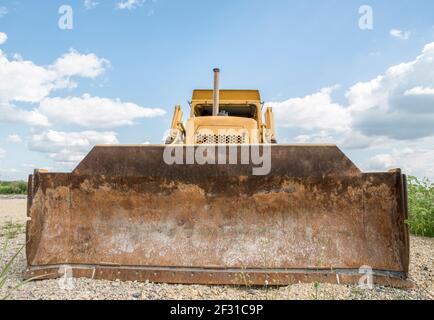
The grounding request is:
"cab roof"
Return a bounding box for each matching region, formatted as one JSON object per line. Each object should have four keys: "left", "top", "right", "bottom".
{"left": 192, "top": 90, "right": 261, "bottom": 102}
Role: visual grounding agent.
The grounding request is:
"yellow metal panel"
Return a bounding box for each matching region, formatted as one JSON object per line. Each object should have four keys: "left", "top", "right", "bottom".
{"left": 170, "top": 105, "right": 183, "bottom": 129}
{"left": 192, "top": 90, "right": 261, "bottom": 101}
{"left": 186, "top": 116, "right": 259, "bottom": 144}
{"left": 264, "top": 107, "right": 276, "bottom": 141}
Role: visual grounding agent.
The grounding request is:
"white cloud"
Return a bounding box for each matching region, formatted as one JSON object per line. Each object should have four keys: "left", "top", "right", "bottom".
{"left": 0, "top": 48, "right": 109, "bottom": 104}
{"left": 366, "top": 139, "right": 434, "bottom": 179}
{"left": 84, "top": 0, "right": 99, "bottom": 10}
{"left": 0, "top": 148, "right": 5, "bottom": 159}
{"left": 0, "top": 37, "right": 166, "bottom": 174}
{"left": 52, "top": 49, "right": 109, "bottom": 78}
{"left": 367, "top": 153, "right": 395, "bottom": 171}
{"left": 117, "top": 0, "right": 145, "bottom": 10}
{"left": 7, "top": 134, "right": 22, "bottom": 143}
{"left": 347, "top": 42, "right": 434, "bottom": 140}
{"left": 268, "top": 86, "right": 351, "bottom": 132}
{"left": 390, "top": 29, "right": 411, "bottom": 40}
{"left": 268, "top": 42, "right": 434, "bottom": 179}
{"left": 339, "top": 130, "right": 390, "bottom": 150}
{"left": 22, "top": 163, "right": 36, "bottom": 168}
{"left": 0, "top": 102, "right": 50, "bottom": 127}
{"left": 0, "top": 32, "right": 7, "bottom": 45}
{"left": 0, "top": 7, "right": 7, "bottom": 18}
{"left": 0, "top": 45, "right": 164, "bottom": 130}
{"left": 28, "top": 130, "right": 118, "bottom": 165}
{"left": 0, "top": 52, "right": 60, "bottom": 103}
{"left": 404, "top": 86, "right": 434, "bottom": 96}
{"left": 0, "top": 168, "right": 24, "bottom": 182}
{"left": 0, "top": 47, "right": 113, "bottom": 128}
{"left": 294, "top": 131, "right": 335, "bottom": 144}
{"left": 37, "top": 94, "right": 165, "bottom": 128}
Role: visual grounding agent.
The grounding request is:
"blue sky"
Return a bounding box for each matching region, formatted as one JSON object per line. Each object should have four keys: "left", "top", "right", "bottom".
{"left": 1, "top": 0, "right": 434, "bottom": 180}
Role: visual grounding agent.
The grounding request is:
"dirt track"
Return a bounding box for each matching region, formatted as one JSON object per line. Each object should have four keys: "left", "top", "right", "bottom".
{"left": 0, "top": 198, "right": 433, "bottom": 300}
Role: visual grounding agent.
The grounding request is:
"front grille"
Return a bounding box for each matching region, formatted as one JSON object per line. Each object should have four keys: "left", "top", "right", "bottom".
{"left": 195, "top": 133, "right": 246, "bottom": 144}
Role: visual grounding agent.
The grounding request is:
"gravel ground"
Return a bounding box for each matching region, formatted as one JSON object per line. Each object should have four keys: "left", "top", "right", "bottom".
{"left": 0, "top": 199, "right": 433, "bottom": 300}
{"left": 0, "top": 196, "right": 27, "bottom": 225}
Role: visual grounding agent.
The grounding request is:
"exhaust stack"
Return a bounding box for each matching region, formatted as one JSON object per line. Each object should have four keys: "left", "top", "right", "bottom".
{"left": 212, "top": 68, "right": 220, "bottom": 116}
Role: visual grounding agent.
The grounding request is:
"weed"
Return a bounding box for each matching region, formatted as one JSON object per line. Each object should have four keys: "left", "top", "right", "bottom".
{"left": 313, "top": 281, "right": 320, "bottom": 300}
{"left": 234, "top": 266, "right": 253, "bottom": 288}
{"left": 407, "top": 176, "right": 434, "bottom": 237}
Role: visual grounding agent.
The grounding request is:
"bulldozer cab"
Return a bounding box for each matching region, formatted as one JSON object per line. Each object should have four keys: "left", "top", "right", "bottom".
{"left": 190, "top": 89, "right": 262, "bottom": 122}
{"left": 167, "top": 70, "right": 276, "bottom": 145}
{"left": 184, "top": 89, "right": 267, "bottom": 144}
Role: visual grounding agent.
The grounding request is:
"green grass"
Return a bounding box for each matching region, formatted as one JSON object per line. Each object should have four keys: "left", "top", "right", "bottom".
{"left": 407, "top": 176, "right": 434, "bottom": 237}
{"left": 0, "top": 181, "right": 27, "bottom": 195}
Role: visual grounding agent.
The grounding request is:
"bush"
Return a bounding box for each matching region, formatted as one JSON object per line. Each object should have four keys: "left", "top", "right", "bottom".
{"left": 407, "top": 176, "right": 434, "bottom": 237}
{"left": 0, "top": 181, "right": 27, "bottom": 195}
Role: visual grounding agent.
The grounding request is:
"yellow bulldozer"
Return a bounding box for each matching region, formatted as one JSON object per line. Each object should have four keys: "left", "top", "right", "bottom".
{"left": 166, "top": 69, "right": 276, "bottom": 146}
{"left": 25, "top": 69, "right": 409, "bottom": 287}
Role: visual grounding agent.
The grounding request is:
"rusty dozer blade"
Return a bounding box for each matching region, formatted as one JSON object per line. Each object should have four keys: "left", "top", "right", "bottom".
{"left": 25, "top": 145, "right": 410, "bottom": 287}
